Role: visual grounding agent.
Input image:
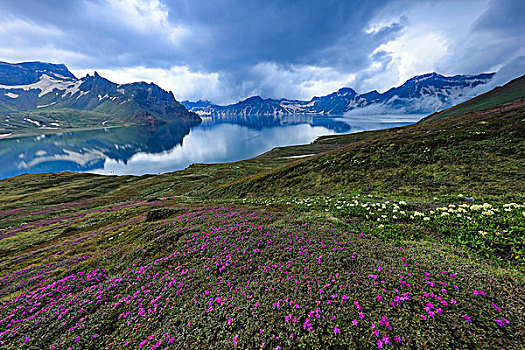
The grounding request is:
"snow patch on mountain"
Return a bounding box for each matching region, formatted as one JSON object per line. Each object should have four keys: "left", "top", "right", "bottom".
{"left": 0, "top": 74, "right": 82, "bottom": 98}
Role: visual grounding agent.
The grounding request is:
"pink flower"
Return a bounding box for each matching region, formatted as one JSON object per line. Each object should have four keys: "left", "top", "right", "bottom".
{"left": 352, "top": 319, "right": 358, "bottom": 326}
{"left": 382, "top": 336, "right": 391, "bottom": 345}
{"left": 462, "top": 314, "right": 471, "bottom": 322}
{"left": 394, "top": 336, "right": 402, "bottom": 343}
{"left": 334, "top": 327, "right": 340, "bottom": 334}
{"left": 494, "top": 319, "right": 505, "bottom": 327}
{"left": 233, "top": 335, "right": 239, "bottom": 347}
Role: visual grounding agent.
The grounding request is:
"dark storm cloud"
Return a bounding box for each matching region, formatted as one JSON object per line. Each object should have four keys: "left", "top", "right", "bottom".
{"left": 1, "top": 0, "right": 395, "bottom": 70}
{"left": 438, "top": 0, "right": 525, "bottom": 75}
{"left": 0, "top": 0, "right": 523, "bottom": 103}
{"left": 162, "top": 0, "right": 400, "bottom": 70}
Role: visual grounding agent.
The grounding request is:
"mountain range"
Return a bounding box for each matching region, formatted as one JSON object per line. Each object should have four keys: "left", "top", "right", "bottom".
{"left": 0, "top": 61, "right": 199, "bottom": 135}
{"left": 182, "top": 72, "right": 495, "bottom": 116}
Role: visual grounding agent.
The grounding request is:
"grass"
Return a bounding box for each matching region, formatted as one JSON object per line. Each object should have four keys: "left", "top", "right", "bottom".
{"left": 0, "top": 91, "right": 524, "bottom": 349}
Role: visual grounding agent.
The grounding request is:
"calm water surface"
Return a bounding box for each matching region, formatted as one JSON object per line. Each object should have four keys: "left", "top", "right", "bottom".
{"left": 0, "top": 114, "right": 424, "bottom": 179}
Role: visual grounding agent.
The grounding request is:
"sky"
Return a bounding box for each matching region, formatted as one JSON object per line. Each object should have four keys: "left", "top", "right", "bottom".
{"left": 0, "top": 0, "right": 524, "bottom": 104}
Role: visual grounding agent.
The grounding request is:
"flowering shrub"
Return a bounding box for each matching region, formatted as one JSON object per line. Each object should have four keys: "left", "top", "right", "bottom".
{"left": 240, "top": 196, "right": 525, "bottom": 266}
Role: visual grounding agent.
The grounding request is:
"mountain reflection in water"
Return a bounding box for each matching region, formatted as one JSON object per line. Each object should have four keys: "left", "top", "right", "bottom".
{"left": 0, "top": 114, "right": 423, "bottom": 179}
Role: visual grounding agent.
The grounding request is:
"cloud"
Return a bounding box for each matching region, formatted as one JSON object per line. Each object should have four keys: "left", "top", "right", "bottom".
{"left": 361, "top": 29, "right": 449, "bottom": 93}
{"left": 466, "top": 55, "right": 525, "bottom": 97}
{"left": 232, "top": 62, "right": 356, "bottom": 102}
{"left": 0, "top": 0, "right": 523, "bottom": 104}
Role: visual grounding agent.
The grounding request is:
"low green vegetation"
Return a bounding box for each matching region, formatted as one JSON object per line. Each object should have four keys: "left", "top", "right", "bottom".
{"left": 0, "top": 109, "right": 133, "bottom": 137}
{"left": 0, "top": 90, "right": 524, "bottom": 349}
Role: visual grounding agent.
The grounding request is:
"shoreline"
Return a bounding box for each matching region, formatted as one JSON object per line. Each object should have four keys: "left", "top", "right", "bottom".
{"left": 0, "top": 123, "right": 139, "bottom": 139}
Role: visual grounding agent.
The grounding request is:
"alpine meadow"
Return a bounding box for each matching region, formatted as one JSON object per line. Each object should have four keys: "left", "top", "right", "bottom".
{"left": 0, "top": 1, "right": 524, "bottom": 349}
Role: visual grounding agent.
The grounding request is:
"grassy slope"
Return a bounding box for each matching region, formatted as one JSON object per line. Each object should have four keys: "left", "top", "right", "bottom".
{"left": 0, "top": 90, "right": 524, "bottom": 349}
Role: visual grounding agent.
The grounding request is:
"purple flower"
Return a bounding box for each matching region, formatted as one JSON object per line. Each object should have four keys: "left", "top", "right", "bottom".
{"left": 462, "top": 314, "right": 471, "bottom": 322}
{"left": 494, "top": 319, "right": 505, "bottom": 327}
{"left": 394, "top": 336, "right": 402, "bottom": 343}
{"left": 376, "top": 295, "right": 383, "bottom": 301}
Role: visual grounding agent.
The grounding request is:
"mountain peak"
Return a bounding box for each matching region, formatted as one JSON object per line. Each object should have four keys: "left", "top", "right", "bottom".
{"left": 337, "top": 87, "right": 357, "bottom": 95}
{"left": 244, "top": 95, "right": 264, "bottom": 102}
{"left": 409, "top": 72, "right": 443, "bottom": 81}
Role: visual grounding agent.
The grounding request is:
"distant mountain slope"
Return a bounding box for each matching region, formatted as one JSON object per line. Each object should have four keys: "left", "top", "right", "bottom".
{"left": 422, "top": 74, "right": 525, "bottom": 122}
{"left": 182, "top": 72, "right": 494, "bottom": 116}
{"left": 0, "top": 61, "right": 199, "bottom": 134}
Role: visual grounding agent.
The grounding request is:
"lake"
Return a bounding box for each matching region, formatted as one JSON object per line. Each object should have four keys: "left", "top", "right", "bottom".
{"left": 0, "top": 114, "right": 424, "bottom": 180}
